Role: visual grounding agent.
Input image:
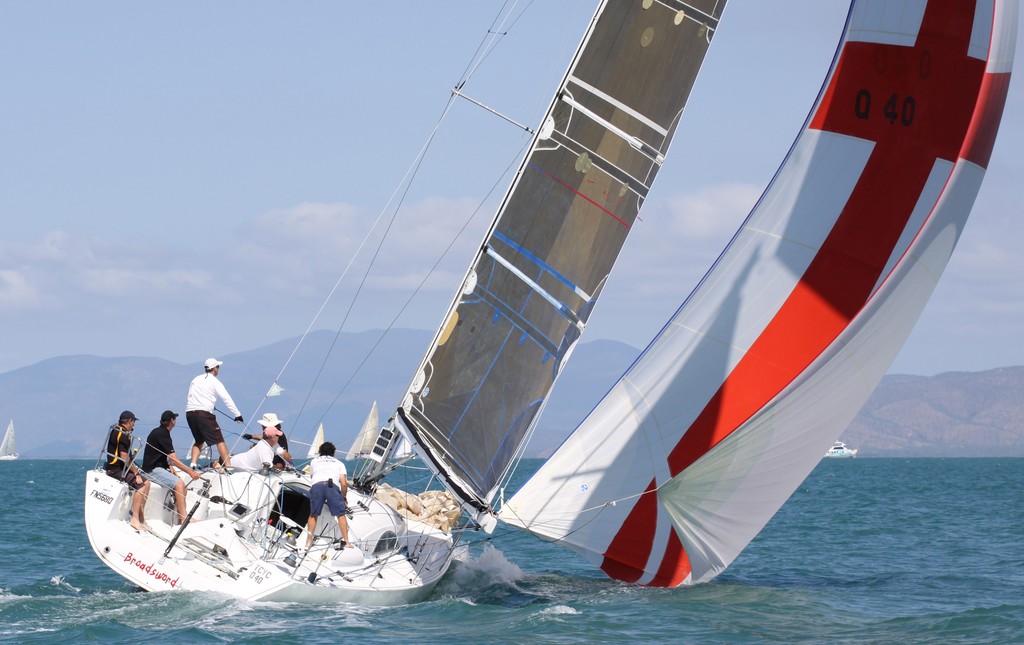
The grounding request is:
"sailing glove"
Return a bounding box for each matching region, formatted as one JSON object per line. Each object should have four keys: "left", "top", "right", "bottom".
{"left": 234, "top": 416, "right": 244, "bottom": 423}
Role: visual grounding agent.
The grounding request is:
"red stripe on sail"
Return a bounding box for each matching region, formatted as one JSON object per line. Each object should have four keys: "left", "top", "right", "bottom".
{"left": 528, "top": 163, "right": 632, "bottom": 228}
{"left": 645, "top": 527, "right": 692, "bottom": 587}
{"left": 601, "top": 478, "right": 658, "bottom": 583}
{"left": 962, "top": 71, "right": 1012, "bottom": 167}
{"left": 664, "top": 2, "right": 987, "bottom": 477}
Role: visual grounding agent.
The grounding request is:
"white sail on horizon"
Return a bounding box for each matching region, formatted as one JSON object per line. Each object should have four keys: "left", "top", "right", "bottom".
{"left": 306, "top": 422, "right": 325, "bottom": 458}
{"left": 346, "top": 402, "right": 380, "bottom": 460}
{"left": 0, "top": 420, "right": 17, "bottom": 460}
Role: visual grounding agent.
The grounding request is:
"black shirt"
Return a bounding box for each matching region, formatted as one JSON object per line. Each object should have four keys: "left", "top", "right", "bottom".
{"left": 105, "top": 424, "right": 133, "bottom": 472}
{"left": 273, "top": 433, "right": 289, "bottom": 467}
{"left": 142, "top": 425, "right": 174, "bottom": 472}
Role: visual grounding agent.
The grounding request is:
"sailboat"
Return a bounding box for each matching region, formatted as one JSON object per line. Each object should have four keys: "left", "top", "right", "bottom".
{"left": 81, "top": 0, "right": 1016, "bottom": 603}
{"left": 83, "top": 0, "right": 725, "bottom": 603}
{"left": 0, "top": 420, "right": 16, "bottom": 461}
{"left": 306, "top": 423, "right": 326, "bottom": 459}
{"left": 344, "top": 402, "right": 379, "bottom": 460}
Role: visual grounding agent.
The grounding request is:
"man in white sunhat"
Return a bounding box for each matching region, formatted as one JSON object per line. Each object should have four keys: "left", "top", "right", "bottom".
{"left": 231, "top": 412, "right": 293, "bottom": 472}
{"left": 185, "top": 357, "right": 243, "bottom": 469}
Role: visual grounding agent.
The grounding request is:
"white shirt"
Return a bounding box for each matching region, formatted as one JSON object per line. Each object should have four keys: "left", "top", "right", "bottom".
{"left": 309, "top": 455, "right": 347, "bottom": 485}
{"left": 185, "top": 372, "right": 241, "bottom": 417}
{"left": 232, "top": 440, "right": 286, "bottom": 472}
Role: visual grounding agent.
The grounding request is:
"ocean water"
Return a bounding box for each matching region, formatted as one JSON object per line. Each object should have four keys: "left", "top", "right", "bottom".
{"left": 0, "top": 458, "right": 1021, "bottom": 644}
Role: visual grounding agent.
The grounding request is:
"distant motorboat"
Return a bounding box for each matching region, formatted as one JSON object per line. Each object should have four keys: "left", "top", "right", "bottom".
{"left": 825, "top": 441, "right": 858, "bottom": 458}
{"left": 0, "top": 420, "right": 17, "bottom": 461}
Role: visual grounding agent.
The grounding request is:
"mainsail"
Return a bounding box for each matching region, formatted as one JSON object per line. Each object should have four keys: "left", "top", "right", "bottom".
{"left": 396, "top": 0, "right": 728, "bottom": 511}
{"left": 501, "top": 0, "right": 1017, "bottom": 586}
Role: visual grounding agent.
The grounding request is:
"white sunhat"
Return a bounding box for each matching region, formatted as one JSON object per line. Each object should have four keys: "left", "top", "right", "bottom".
{"left": 258, "top": 412, "right": 283, "bottom": 428}
{"left": 204, "top": 358, "right": 224, "bottom": 370}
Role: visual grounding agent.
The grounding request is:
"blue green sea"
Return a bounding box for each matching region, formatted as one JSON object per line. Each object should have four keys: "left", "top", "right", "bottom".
{"left": 1, "top": 458, "right": 1021, "bottom": 643}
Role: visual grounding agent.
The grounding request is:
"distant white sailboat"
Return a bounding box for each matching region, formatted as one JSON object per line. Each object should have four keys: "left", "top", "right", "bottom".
{"left": 345, "top": 401, "right": 379, "bottom": 460}
{"left": 306, "top": 423, "right": 326, "bottom": 458}
{"left": 0, "top": 420, "right": 17, "bottom": 461}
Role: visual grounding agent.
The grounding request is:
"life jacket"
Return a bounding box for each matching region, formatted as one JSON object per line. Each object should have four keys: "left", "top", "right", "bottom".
{"left": 106, "top": 424, "right": 129, "bottom": 469}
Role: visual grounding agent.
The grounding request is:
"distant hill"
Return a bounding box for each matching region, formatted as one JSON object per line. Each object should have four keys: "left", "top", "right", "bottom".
{"left": 842, "top": 367, "right": 1024, "bottom": 457}
{"left": 0, "top": 330, "right": 1020, "bottom": 458}
{"left": 0, "top": 329, "right": 639, "bottom": 460}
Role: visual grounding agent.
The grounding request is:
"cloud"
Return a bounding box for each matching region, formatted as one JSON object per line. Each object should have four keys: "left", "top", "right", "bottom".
{"left": 0, "top": 270, "right": 39, "bottom": 308}
{"left": 0, "top": 230, "right": 215, "bottom": 312}
{"left": 230, "top": 197, "right": 487, "bottom": 296}
{"left": 663, "top": 182, "right": 762, "bottom": 239}
{"left": 79, "top": 267, "right": 212, "bottom": 296}
{"left": 607, "top": 182, "right": 761, "bottom": 301}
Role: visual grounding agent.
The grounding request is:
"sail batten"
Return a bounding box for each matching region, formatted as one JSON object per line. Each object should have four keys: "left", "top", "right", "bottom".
{"left": 400, "top": 0, "right": 728, "bottom": 509}
{"left": 502, "top": 0, "right": 1016, "bottom": 587}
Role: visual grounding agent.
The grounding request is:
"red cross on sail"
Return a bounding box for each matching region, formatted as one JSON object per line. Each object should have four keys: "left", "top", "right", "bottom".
{"left": 594, "top": 0, "right": 1014, "bottom": 587}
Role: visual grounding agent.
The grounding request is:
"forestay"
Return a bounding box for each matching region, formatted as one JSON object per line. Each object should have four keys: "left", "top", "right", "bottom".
{"left": 501, "top": 0, "right": 1017, "bottom": 586}
{"left": 398, "top": 0, "right": 728, "bottom": 510}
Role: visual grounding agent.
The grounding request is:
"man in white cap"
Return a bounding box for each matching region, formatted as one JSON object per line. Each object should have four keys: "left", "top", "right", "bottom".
{"left": 231, "top": 412, "right": 293, "bottom": 472}
{"left": 185, "top": 357, "right": 243, "bottom": 469}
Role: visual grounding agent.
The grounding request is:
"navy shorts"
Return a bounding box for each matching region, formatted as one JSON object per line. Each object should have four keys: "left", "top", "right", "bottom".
{"left": 309, "top": 481, "right": 347, "bottom": 517}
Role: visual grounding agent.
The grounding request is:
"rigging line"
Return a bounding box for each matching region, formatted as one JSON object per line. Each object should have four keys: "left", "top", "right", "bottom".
{"left": 283, "top": 0, "right": 544, "bottom": 437}
{"left": 309, "top": 136, "right": 535, "bottom": 429}
{"left": 298, "top": 97, "right": 457, "bottom": 430}
{"left": 282, "top": 89, "right": 462, "bottom": 433}
{"left": 497, "top": 486, "right": 651, "bottom": 539}
{"left": 259, "top": 3, "right": 542, "bottom": 431}
{"left": 458, "top": 0, "right": 533, "bottom": 87}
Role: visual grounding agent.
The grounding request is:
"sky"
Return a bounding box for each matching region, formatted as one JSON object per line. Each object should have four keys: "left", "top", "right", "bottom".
{"left": 1, "top": 1, "right": 1022, "bottom": 378}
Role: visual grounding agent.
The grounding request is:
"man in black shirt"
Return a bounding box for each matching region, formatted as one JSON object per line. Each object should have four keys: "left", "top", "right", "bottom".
{"left": 142, "top": 411, "right": 202, "bottom": 525}
{"left": 105, "top": 410, "right": 151, "bottom": 532}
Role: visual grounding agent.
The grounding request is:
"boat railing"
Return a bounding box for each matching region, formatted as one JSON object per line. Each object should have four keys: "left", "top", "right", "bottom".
{"left": 91, "top": 429, "right": 144, "bottom": 476}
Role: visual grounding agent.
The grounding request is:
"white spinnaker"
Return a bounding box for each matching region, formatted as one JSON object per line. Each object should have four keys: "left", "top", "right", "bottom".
{"left": 501, "top": 0, "right": 1017, "bottom": 587}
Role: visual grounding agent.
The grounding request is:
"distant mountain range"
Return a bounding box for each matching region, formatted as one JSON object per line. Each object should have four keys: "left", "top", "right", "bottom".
{"left": 1, "top": 329, "right": 1020, "bottom": 458}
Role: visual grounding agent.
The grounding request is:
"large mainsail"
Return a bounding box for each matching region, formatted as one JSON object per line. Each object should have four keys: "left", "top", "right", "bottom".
{"left": 501, "top": 0, "right": 1017, "bottom": 585}
{"left": 396, "top": 0, "right": 728, "bottom": 511}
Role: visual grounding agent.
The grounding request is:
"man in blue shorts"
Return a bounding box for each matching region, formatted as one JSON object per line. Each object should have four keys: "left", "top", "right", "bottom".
{"left": 305, "top": 441, "right": 350, "bottom": 549}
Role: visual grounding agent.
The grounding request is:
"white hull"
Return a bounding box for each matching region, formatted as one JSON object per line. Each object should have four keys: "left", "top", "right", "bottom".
{"left": 825, "top": 442, "right": 858, "bottom": 458}
{"left": 84, "top": 467, "right": 454, "bottom": 604}
{"left": 0, "top": 455, "right": 17, "bottom": 461}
